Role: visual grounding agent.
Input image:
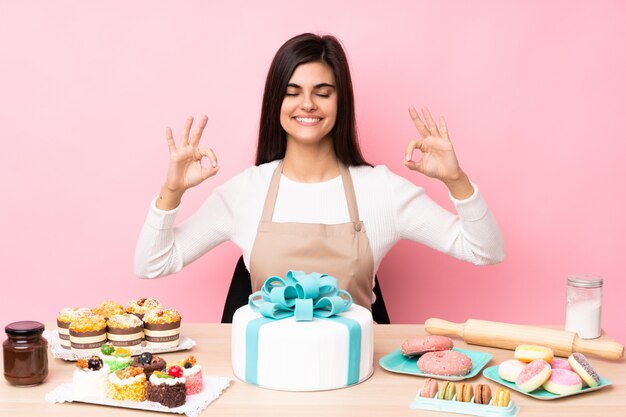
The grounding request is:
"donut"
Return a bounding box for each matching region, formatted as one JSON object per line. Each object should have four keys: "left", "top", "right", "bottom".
{"left": 437, "top": 381, "right": 456, "bottom": 400}
{"left": 498, "top": 359, "right": 526, "bottom": 382}
{"left": 514, "top": 344, "right": 554, "bottom": 363}
{"left": 401, "top": 335, "right": 453, "bottom": 357}
{"left": 456, "top": 383, "right": 473, "bottom": 402}
{"left": 542, "top": 368, "right": 583, "bottom": 395}
{"left": 568, "top": 353, "right": 601, "bottom": 387}
{"left": 516, "top": 359, "right": 552, "bottom": 392}
{"left": 417, "top": 350, "right": 473, "bottom": 376}
{"left": 420, "top": 378, "right": 438, "bottom": 398}
{"left": 550, "top": 358, "right": 572, "bottom": 371}
{"left": 474, "top": 384, "right": 492, "bottom": 404}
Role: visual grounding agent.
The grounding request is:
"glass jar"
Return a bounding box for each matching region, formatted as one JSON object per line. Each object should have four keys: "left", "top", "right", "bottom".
{"left": 565, "top": 274, "right": 603, "bottom": 339}
{"left": 3, "top": 321, "right": 49, "bottom": 386}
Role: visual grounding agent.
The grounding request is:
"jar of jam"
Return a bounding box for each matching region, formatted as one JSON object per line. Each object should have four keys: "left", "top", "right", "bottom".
{"left": 3, "top": 321, "right": 48, "bottom": 386}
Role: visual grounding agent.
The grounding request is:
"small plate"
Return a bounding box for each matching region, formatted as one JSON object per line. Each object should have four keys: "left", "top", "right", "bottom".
{"left": 482, "top": 365, "right": 613, "bottom": 400}
{"left": 379, "top": 348, "right": 493, "bottom": 381}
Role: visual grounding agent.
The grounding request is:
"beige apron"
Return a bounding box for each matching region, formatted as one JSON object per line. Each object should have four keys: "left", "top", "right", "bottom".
{"left": 249, "top": 161, "right": 375, "bottom": 309}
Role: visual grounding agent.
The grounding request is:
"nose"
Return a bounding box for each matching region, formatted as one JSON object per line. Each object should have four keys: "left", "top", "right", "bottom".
{"left": 301, "top": 93, "right": 317, "bottom": 112}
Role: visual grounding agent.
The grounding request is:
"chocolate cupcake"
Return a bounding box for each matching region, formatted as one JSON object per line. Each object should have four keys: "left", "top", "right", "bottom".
{"left": 69, "top": 315, "right": 107, "bottom": 354}
{"left": 147, "top": 368, "right": 186, "bottom": 408}
{"left": 131, "top": 352, "right": 166, "bottom": 379}
{"left": 143, "top": 309, "right": 181, "bottom": 348}
{"left": 106, "top": 314, "right": 143, "bottom": 347}
{"left": 57, "top": 307, "right": 93, "bottom": 349}
{"left": 91, "top": 300, "right": 124, "bottom": 320}
{"left": 125, "top": 297, "right": 162, "bottom": 320}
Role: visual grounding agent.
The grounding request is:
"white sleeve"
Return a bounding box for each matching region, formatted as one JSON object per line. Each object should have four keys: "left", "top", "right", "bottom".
{"left": 389, "top": 169, "right": 505, "bottom": 265}
{"left": 133, "top": 177, "right": 241, "bottom": 279}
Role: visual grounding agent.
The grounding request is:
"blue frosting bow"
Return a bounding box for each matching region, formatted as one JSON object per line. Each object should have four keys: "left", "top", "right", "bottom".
{"left": 248, "top": 271, "right": 353, "bottom": 321}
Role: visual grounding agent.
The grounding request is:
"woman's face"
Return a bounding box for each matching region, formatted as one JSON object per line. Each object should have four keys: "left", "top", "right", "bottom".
{"left": 280, "top": 61, "right": 337, "bottom": 147}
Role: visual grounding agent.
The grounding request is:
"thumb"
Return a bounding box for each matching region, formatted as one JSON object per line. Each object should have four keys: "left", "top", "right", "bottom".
{"left": 403, "top": 159, "right": 425, "bottom": 174}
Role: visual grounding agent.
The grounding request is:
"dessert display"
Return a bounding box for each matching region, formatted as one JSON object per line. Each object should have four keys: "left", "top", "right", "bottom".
{"left": 69, "top": 315, "right": 107, "bottom": 353}
{"left": 130, "top": 352, "right": 166, "bottom": 379}
{"left": 402, "top": 335, "right": 453, "bottom": 357}
{"left": 147, "top": 366, "right": 187, "bottom": 408}
{"left": 106, "top": 314, "right": 144, "bottom": 347}
{"left": 176, "top": 355, "right": 204, "bottom": 395}
{"left": 143, "top": 308, "right": 182, "bottom": 348}
{"left": 100, "top": 343, "right": 132, "bottom": 372}
{"left": 57, "top": 308, "right": 93, "bottom": 349}
{"left": 106, "top": 366, "right": 147, "bottom": 401}
{"left": 72, "top": 356, "right": 109, "bottom": 400}
{"left": 126, "top": 297, "right": 163, "bottom": 320}
{"left": 417, "top": 349, "right": 473, "bottom": 376}
{"left": 91, "top": 301, "right": 125, "bottom": 320}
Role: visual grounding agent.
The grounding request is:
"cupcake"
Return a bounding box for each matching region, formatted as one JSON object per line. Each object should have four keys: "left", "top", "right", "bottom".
{"left": 130, "top": 352, "right": 166, "bottom": 379}
{"left": 69, "top": 315, "right": 107, "bottom": 354}
{"left": 143, "top": 309, "right": 181, "bottom": 348}
{"left": 57, "top": 307, "right": 93, "bottom": 349}
{"left": 147, "top": 366, "right": 186, "bottom": 408}
{"left": 107, "top": 367, "right": 147, "bottom": 402}
{"left": 100, "top": 343, "right": 133, "bottom": 372}
{"left": 107, "top": 314, "right": 143, "bottom": 347}
{"left": 176, "top": 355, "right": 203, "bottom": 395}
{"left": 91, "top": 300, "right": 124, "bottom": 319}
{"left": 125, "top": 297, "right": 162, "bottom": 320}
{"left": 72, "top": 356, "right": 109, "bottom": 400}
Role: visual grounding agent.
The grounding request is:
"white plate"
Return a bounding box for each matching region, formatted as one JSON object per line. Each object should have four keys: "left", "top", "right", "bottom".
{"left": 44, "top": 330, "right": 196, "bottom": 361}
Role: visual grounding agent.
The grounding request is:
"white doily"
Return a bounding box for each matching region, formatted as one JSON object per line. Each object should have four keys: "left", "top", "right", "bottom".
{"left": 45, "top": 375, "right": 231, "bottom": 417}
{"left": 44, "top": 330, "right": 196, "bottom": 361}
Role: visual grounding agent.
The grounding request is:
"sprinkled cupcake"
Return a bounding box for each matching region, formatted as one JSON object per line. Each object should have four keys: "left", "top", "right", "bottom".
{"left": 57, "top": 307, "right": 93, "bottom": 349}
{"left": 91, "top": 300, "right": 124, "bottom": 320}
{"left": 72, "top": 356, "right": 109, "bottom": 400}
{"left": 147, "top": 366, "right": 186, "bottom": 408}
{"left": 125, "top": 297, "right": 162, "bottom": 320}
{"left": 176, "top": 355, "right": 203, "bottom": 395}
{"left": 106, "top": 314, "right": 143, "bottom": 347}
{"left": 100, "top": 343, "right": 133, "bottom": 372}
{"left": 143, "top": 309, "right": 181, "bottom": 348}
{"left": 69, "top": 315, "right": 107, "bottom": 354}
{"left": 107, "top": 366, "right": 147, "bottom": 402}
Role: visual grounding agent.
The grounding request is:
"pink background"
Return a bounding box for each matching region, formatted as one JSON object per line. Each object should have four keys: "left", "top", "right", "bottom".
{"left": 1, "top": 1, "right": 625, "bottom": 344}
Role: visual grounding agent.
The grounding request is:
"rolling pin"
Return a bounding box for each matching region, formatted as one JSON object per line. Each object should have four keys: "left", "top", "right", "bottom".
{"left": 425, "top": 318, "right": 624, "bottom": 360}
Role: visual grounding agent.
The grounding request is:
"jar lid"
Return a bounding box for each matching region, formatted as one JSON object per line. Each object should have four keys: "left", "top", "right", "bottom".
{"left": 5, "top": 321, "right": 45, "bottom": 336}
{"left": 567, "top": 274, "right": 603, "bottom": 288}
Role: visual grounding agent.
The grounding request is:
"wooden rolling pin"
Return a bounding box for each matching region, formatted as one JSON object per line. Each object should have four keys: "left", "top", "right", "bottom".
{"left": 425, "top": 318, "right": 624, "bottom": 360}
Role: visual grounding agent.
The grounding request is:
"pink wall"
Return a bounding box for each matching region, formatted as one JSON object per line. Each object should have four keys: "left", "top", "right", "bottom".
{"left": 1, "top": 1, "right": 625, "bottom": 344}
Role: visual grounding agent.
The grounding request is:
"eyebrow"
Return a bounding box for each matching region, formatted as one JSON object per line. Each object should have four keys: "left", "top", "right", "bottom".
{"left": 287, "top": 83, "right": 336, "bottom": 89}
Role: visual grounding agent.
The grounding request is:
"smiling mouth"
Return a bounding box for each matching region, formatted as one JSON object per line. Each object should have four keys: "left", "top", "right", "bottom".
{"left": 294, "top": 117, "right": 322, "bottom": 125}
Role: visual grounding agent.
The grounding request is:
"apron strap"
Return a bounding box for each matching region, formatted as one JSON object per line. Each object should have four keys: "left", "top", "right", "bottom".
{"left": 259, "top": 160, "right": 361, "bottom": 224}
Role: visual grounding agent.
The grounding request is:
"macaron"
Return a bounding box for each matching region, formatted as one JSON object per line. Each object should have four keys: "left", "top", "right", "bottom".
{"left": 550, "top": 358, "right": 572, "bottom": 371}
{"left": 420, "top": 378, "right": 438, "bottom": 398}
{"left": 401, "top": 335, "right": 453, "bottom": 357}
{"left": 568, "top": 353, "right": 601, "bottom": 387}
{"left": 474, "top": 384, "right": 492, "bottom": 404}
{"left": 542, "top": 368, "right": 583, "bottom": 395}
{"left": 514, "top": 344, "right": 554, "bottom": 363}
{"left": 417, "top": 350, "right": 473, "bottom": 376}
{"left": 493, "top": 387, "right": 511, "bottom": 407}
{"left": 516, "top": 359, "right": 552, "bottom": 392}
{"left": 456, "top": 383, "right": 473, "bottom": 402}
{"left": 437, "top": 381, "right": 456, "bottom": 400}
{"left": 498, "top": 359, "right": 526, "bottom": 382}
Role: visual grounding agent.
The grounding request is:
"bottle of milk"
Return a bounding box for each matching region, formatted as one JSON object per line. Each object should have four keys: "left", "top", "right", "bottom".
{"left": 565, "top": 274, "right": 603, "bottom": 339}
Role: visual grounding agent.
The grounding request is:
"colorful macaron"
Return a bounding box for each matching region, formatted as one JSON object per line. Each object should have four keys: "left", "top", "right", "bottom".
{"left": 437, "top": 381, "right": 456, "bottom": 400}
{"left": 456, "top": 383, "right": 473, "bottom": 402}
{"left": 420, "top": 378, "right": 438, "bottom": 398}
{"left": 474, "top": 384, "right": 492, "bottom": 405}
{"left": 493, "top": 387, "right": 511, "bottom": 407}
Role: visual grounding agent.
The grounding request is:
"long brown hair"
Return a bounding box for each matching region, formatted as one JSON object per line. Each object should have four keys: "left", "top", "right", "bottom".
{"left": 255, "top": 33, "right": 370, "bottom": 167}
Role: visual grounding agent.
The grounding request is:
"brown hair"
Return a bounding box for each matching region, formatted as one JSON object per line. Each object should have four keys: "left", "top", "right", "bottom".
{"left": 255, "top": 33, "right": 370, "bottom": 167}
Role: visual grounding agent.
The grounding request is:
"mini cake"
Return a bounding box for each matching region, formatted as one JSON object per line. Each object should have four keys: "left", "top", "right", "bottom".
{"left": 130, "top": 352, "right": 166, "bottom": 379}
{"left": 126, "top": 297, "right": 162, "bottom": 320}
{"left": 176, "top": 355, "right": 203, "bottom": 395}
{"left": 147, "top": 366, "right": 187, "bottom": 408}
{"left": 143, "top": 309, "right": 181, "bottom": 348}
{"left": 69, "top": 315, "right": 107, "bottom": 354}
{"left": 107, "top": 314, "right": 144, "bottom": 347}
{"left": 57, "top": 307, "right": 93, "bottom": 349}
{"left": 92, "top": 300, "right": 125, "bottom": 320}
{"left": 72, "top": 356, "right": 109, "bottom": 400}
{"left": 107, "top": 367, "right": 147, "bottom": 402}
{"left": 100, "top": 343, "right": 132, "bottom": 372}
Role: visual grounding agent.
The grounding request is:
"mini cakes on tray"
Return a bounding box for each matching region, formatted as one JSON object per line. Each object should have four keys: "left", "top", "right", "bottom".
{"left": 72, "top": 356, "right": 109, "bottom": 400}
{"left": 100, "top": 343, "right": 133, "bottom": 372}
{"left": 176, "top": 355, "right": 203, "bottom": 395}
{"left": 69, "top": 315, "right": 107, "bottom": 354}
{"left": 147, "top": 366, "right": 187, "bottom": 408}
{"left": 143, "top": 309, "right": 182, "bottom": 348}
{"left": 57, "top": 308, "right": 93, "bottom": 349}
{"left": 130, "top": 352, "right": 166, "bottom": 379}
{"left": 107, "top": 367, "right": 147, "bottom": 402}
{"left": 126, "top": 297, "right": 162, "bottom": 320}
{"left": 106, "top": 314, "right": 144, "bottom": 347}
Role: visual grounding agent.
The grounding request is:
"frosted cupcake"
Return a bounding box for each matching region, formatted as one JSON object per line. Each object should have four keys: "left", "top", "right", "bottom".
{"left": 100, "top": 343, "right": 132, "bottom": 372}
{"left": 143, "top": 309, "right": 181, "bottom": 348}
{"left": 91, "top": 300, "right": 124, "bottom": 320}
{"left": 147, "top": 367, "right": 186, "bottom": 408}
{"left": 125, "top": 297, "right": 162, "bottom": 320}
{"left": 69, "top": 315, "right": 107, "bottom": 354}
{"left": 57, "top": 307, "right": 93, "bottom": 349}
{"left": 72, "top": 356, "right": 109, "bottom": 400}
{"left": 107, "top": 366, "right": 147, "bottom": 402}
{"left": 107, "top": 314, "right": 143, "bottom": 347}
{"left": 176, "top": 355, "right": 203, "bottom": 395}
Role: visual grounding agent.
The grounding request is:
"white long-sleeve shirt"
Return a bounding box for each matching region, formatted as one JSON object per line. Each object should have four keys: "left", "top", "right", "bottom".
{"left": 134, "top": 160, "right": 504, "bottom": 279}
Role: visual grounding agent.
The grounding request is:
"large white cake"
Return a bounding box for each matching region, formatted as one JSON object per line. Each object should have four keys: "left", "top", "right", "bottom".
{"left": 232, "top": 304, "right": 374, "bottom": 391}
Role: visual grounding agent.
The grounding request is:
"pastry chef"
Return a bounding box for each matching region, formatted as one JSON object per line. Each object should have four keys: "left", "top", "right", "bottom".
{"left": 134, "top": 33, "right": 505, "bottom": 321}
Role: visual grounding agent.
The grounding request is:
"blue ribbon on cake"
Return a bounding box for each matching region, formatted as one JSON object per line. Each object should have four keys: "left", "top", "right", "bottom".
{"left": 245, "top": 271, "right": 362, "bottom": 387}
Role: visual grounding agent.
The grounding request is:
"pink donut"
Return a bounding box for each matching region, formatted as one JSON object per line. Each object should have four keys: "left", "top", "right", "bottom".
{"left": 543, "top": 369, "right": 583, "bottom": 395}
{"left": 417, "top": 350, "right": 473, "bottom": 376}
{"left": 516, "top": 359, "right": 552, "bottom": 392}
{"left": 402, "top": 335, "right": 453, "bottom": 357}
{"left": 550, "top": 358, "right": 572, "bottom": 371}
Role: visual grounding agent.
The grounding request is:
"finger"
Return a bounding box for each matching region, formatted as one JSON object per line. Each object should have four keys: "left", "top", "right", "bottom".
{"left": 180, "top": 116, "right": 194, "bottom": 146}
{"left": 422, "top": 107, "right": 440, "bottom": 137}
{"left": 439, "top": 116, "right": 450, "bottom": 141}
{"left": 190, "top": 115, "right": 208, "bottom": 147}
{"left": 404, "top": 139, "right": 423, "bottom": 161}
{"left": 403, "top": 159, "right": 424, "bottom": 174}
{"left": 408, "top": 106, "right": 430, "bottom": 139}
{"left": 165, "top": 127, "right": 177, "bottom": 153}
{"left": 199, "top": 147, "right": 218, "bottom": 168}
{"left": 200, "top": 165, "right": 220, "bottom": 181}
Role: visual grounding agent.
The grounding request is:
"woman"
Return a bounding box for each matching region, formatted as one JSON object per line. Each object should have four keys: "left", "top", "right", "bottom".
{"left": 134, "top": 33, "right": 504, "bottom": 315}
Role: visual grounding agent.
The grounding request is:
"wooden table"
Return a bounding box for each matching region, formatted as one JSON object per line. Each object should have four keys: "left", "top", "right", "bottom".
{"left": 2, "top": 323, "right": 625, "bottom": 416}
